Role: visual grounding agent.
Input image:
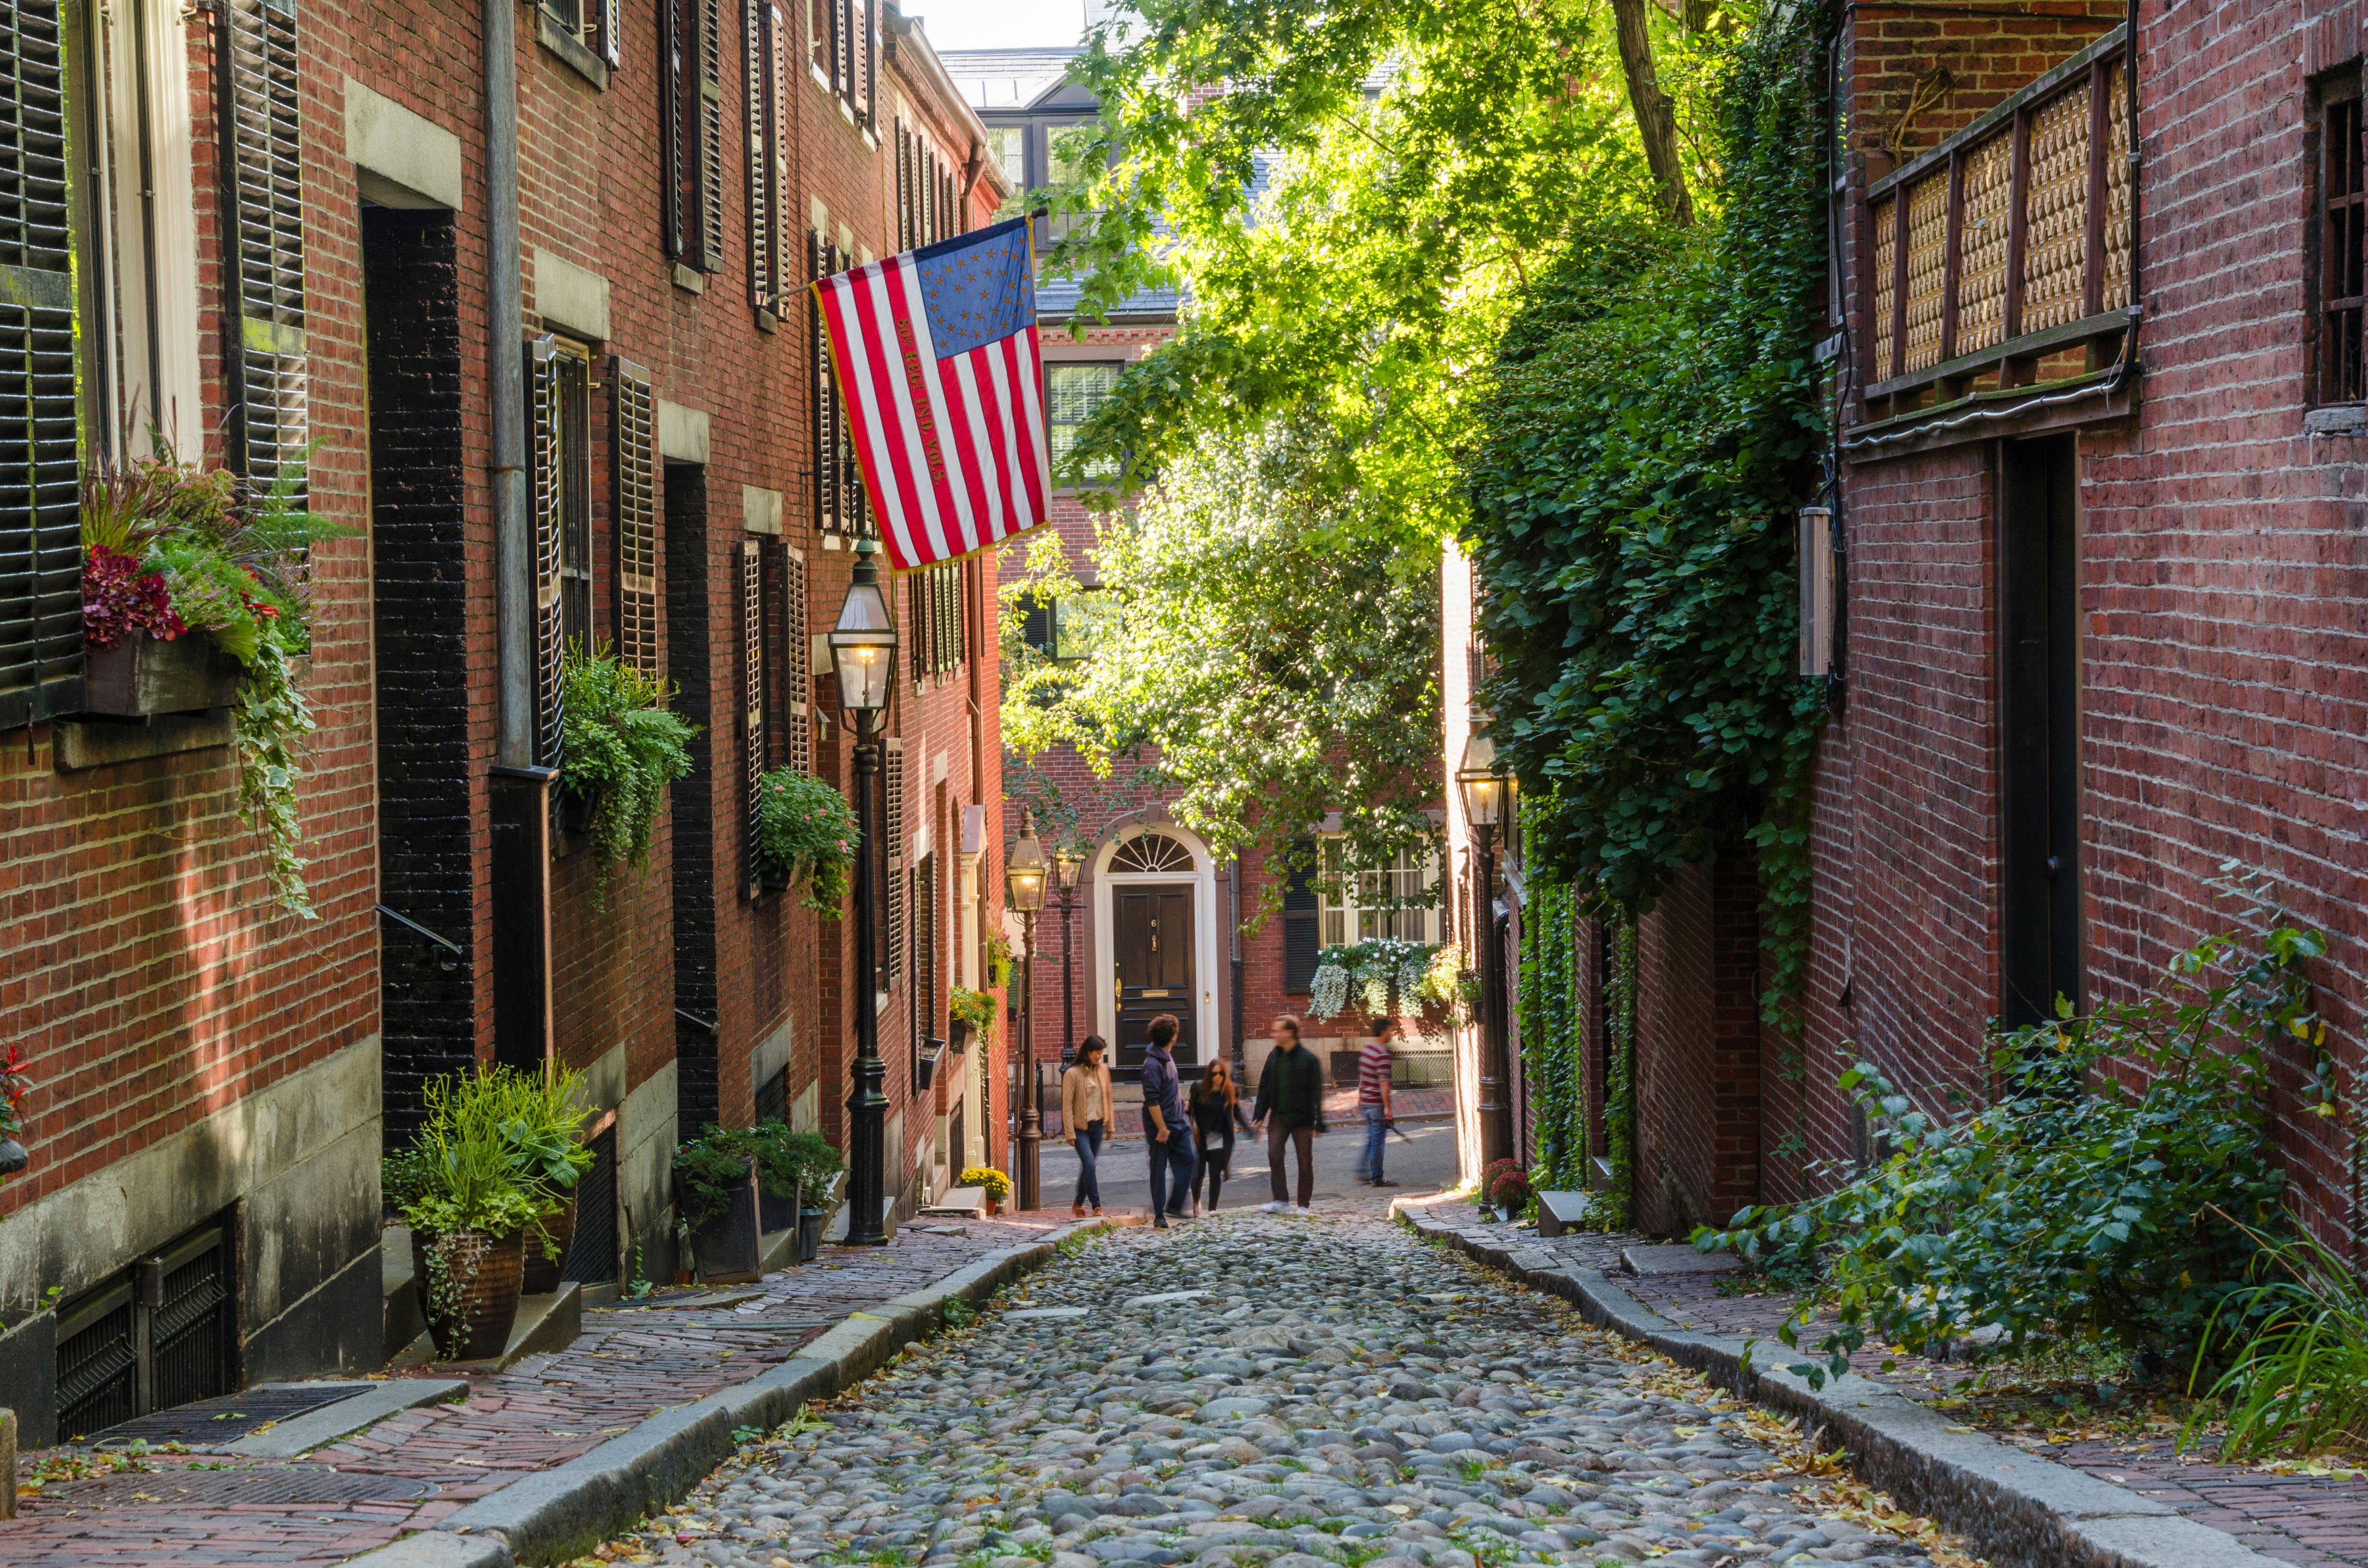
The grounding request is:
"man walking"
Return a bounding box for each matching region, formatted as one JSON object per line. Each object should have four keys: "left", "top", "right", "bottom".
{"left": 1356, "top": 1017, "right": 1398, "bottom": 1188}
{"left": 1252, "top": 1014, "right": 1325, "bottom": 1213}
{"left": 1138, "top": 1014, "right": 1197, "bottom": 1229}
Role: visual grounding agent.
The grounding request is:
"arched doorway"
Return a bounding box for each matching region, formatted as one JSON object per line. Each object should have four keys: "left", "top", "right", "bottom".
{"left": 1093, "top": 826, "right": 1218, "bottom": 1079}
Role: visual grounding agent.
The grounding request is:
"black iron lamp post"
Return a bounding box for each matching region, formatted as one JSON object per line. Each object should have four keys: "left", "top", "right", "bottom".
{"left": 1458, "top": 731, "right": 1517, "bottom": 1169}
{"left": 1053, "top": 848, "right": 1081, "bottom": 1068}
{"left": 829, "top": 539, "right": 898, "bottom": 1247}
{"left": 1007, "top": 814, "right": 1048, "bottom": 1212}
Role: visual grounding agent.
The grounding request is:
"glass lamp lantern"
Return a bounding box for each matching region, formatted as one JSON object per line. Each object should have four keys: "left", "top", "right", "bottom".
{"left": 1457, "top": 731, "right": 1509, "bottom": 829}
{"left": 1008, "top": 817, "right": 1048, "bottom": 914}
{"left": 828, "top": 540, "right": 899, "bottom": 712}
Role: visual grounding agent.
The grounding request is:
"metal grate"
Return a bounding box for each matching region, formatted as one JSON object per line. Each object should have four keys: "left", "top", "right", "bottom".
{"left": 149, "top": 1227, "right": 232, "bottom": 1413}
{"left": 55, "top": 1283, "right": 139, "bottom": 1442}
{"left": 89, "top": 1383, "right": 356, "bottom": 1446}
{"left": 754, "top": 1066, "right": 788, "bottom": 1126}
{"left": 223, "top": 0, "right": 308, "bottom": 498}
{"left": 528, "top": 335, "right": 566, "bottom": 772}
{"left": 0, "top": 0, "right": 82, "bottom": 732}
{"left": 613, "top": 357, "right": 659, "bottom": 678}
{"left": 563, "top": 1125, "right": 620, "bottom": 1285}
{"left": 54, "top": 1466, "right": 431, "bottom": 1506}
{"left": 2019, "top": 83, "right": 2092, "bottom": 338}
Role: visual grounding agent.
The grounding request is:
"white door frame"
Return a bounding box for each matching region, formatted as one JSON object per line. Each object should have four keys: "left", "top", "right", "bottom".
{"left": 1092, "top": 824, "right": 1220, "bottom": 1064}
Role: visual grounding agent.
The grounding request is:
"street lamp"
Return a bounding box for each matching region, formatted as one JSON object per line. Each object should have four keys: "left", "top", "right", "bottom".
{"left": 829, "top": 539, "right": 898, "bottom": 1247}
{"left": 1006, "top": 813, "right": 1048, "bottom": 1212}
{"left": 1457, "top": 731, "right": 1517, "bottom": 1170}
{"left": 1054, "top": 847, "right": 1082, "bottom": 1076}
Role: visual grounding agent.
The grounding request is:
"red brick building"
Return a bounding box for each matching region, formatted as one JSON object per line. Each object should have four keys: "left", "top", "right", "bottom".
{"left": 1468, "top": 0, "right": 2368, "bottom": 1244}
{"left": 0, "top": 0, "right": 1007, "bottom": 1445}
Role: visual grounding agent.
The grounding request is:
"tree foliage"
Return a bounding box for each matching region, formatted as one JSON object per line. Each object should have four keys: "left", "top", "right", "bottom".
{"left": 1460, "top": 4, "right": 1829, "bottom": 994}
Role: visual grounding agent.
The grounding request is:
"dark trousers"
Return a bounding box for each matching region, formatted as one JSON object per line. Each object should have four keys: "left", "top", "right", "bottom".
{"left": 1147, "top": 1131, "right": 1196, "bottom": 1221}
{"left": 1194, "top": 1141, "right": 1233, "bottom": 1208}
{"left": 1268, "top": 1122, "right": 1315, "bottom": 1207}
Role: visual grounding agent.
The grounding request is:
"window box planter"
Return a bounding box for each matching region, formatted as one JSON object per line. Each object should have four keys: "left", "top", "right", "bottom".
{"left": 81, "top": 637, "right": 244, "bottom": 717}
{"left": 916, "top": 1038, "right": 947, "bottom": 1092}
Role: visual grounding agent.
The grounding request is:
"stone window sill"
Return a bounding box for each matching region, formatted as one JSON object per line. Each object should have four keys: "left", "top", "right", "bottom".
{"left": 537, "top": 10, "right": 610, "bottom": 91}
{"left": 2305, "top": 403, "right": 2367, "bottom": 437}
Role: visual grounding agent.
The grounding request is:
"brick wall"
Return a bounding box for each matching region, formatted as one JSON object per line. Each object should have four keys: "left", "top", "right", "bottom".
{"left": 1631, "top": 856, "right": 1762, "bottom": 1236}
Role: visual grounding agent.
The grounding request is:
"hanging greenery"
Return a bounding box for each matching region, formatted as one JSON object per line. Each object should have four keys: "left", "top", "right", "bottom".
{"left": 557, "top": 645, "right": 696, "bottom": 907}
{"left": 1601, "top": 917, "right": 1639, "bottom": 1231}
{"left": 1517, "top": 879, "right": 1587, "bottom": 1196}
{"left": 1461, "top": 4, "right": 1832, "bottom": 1017}
{"left": 1306, "top": 937, "right": 1441, "bottom": 1021}
{"left": 754, "top": 768, "right": 859, "bottom": 916}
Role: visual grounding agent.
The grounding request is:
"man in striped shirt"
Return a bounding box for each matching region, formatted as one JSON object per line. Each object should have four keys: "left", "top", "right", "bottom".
{"left": 1356, "top": 1017, "right": 1398, "bottom": 1188}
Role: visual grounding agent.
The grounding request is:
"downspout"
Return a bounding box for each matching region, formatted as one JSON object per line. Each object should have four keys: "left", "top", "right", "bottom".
{"left": 489, "top": 0, "right": 527, "bottom": 764}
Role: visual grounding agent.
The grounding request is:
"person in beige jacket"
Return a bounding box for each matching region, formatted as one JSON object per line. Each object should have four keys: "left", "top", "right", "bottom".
{"left": 1060, "top": 1036, "right": 1114, "bottom": 1217}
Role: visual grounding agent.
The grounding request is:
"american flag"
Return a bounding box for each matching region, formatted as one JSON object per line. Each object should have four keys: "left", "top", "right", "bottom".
{"left": 812, "top": 217, "right": 1052, "bottom": 572}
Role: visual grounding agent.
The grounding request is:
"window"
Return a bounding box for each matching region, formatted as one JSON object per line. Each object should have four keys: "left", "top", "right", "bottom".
{"left": 913, "top": 850, "right": 939, "bottom": 1055}
{"left": 1044, "top": 121, "right": 1100, "bottom": 240}
{"left": 897, "top": 120, "right": 962, "bottom": 251}
{"left": 2319, "top": 66, "right": 2364, "bottom": 405}
{"left": 1281, "top": 839, "right": 1320, "bottom": 993}
{"left": 0, "top": 0, "right": 82, "bottom": 731}
{"left": 983, "top": 125, "right": 1025, "bottom": 190}
{"left": 540, "top": 0, "right": 620, "bottom": 70}
{"left": 552, "top": 340, "right": 594, "bottom": 654}
{"left": 612, "top": 357, "right": 659, "bottom": 677}
{"left": 1045, "top": 362, "right": 1122, "bottom": 481}
{"left": 1319, "top": 839, "right": 1441, "bottom": 945}
{"left": 664, "top": 0, "right": 724, "bottom": 271}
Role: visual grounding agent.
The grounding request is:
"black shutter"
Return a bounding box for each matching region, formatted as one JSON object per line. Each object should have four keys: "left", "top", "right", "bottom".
{"left": 697, "top": 0, "right": 723, "bottom": 269}
{"left": 881, "top": 736, "right": 905, "bottom": 983}
{"left": 1283, "top": 838, "right": 1320, "bottom": 994}
{"left": 784, "top": 544, "right": 809, "bottom": 773}
{"left": 742, "top": 536, "right": 765, "bottom": 887}
{"left": 527, "top": 335, "right": 565, "bottom": 771}
{"left": 851, "top": 0, "right": 872, "bottom": 127}
{"left": 0, "top": 0, "right": 82, "bottom": 731}
{"left": 743, "top": 0, "right": 775, "bottom": 313}
{"left": 612, "top": 357, "right": 658, "bottom": 677}
{"left": 1020, "top": 593, "right": 1051, "bottom": 653}
{"left": 222, "top": 0, "right": 307, "bottom": 497}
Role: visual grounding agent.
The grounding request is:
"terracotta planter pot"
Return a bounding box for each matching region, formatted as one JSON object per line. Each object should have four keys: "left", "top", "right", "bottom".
{"left": 521, "top": 1192, "right": 578, "bottom": 1296}
{"left": 413, "top": 1228, "right": 526, "bottom": 1360}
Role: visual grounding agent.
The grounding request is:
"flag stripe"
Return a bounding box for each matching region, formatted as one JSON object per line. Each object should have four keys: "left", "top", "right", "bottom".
{"left": 947, "top": 349, "right": 1005, "bottom": 545}
{"left": 821, "top": 271, "right": 927, "bottom": 566}
{"left": 851, "top": 262, "right": 950, "bottom": 565}
{"left": 888, "top": 258, "right": 990, "bottom": 556}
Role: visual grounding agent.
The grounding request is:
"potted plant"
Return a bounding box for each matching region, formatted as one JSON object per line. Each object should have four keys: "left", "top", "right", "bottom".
{"left": 556, "top": 644, "right": 695, "bottom": 909}
{"left": 752, "top": 768, "right": 858, "bottom": 912}
{"left": 79, "top": 451, "right": 349, "bottom": 919}
{"left": 504, "top": 1065, "right": 595, "bottom": 1295}
{"left": 1482, "top": 1158, "right": 1532, "bottom": 1223}
{"left": 394, "top": 1068, "right": 559, "bottom": 1360}
{"left": 796, "top": 1137, "right": 844, "bottom": 1262}
{"left": 674, "top": 1126, "right": 763, "bottom": 1282}
{"left": 960, "top": 1166, "right": 1011, "bottom": 1216}
{"left": 949, "top": 987, "right": 996, "bottom": 1052}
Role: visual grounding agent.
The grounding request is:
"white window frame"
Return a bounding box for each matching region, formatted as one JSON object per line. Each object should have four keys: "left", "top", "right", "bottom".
{"left": 1317, "top": 838, "right": 1441, "bottom": 947}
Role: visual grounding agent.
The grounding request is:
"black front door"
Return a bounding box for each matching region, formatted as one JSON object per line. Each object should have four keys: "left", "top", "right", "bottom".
{"left": 1999, "top": 433, "right": 2082, "bottom": 1029}
{"left": 1113, "top": 883, "right": 1196, "bottom": 1074}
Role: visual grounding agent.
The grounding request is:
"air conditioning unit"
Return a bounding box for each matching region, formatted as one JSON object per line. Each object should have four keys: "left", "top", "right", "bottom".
{"left": 1798, "top": 506, "right": 1836, "bottom": 679}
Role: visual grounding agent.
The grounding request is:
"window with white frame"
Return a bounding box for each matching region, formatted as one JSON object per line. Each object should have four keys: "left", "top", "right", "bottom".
{"left": 1318, "top": 839, "right": 1441, "bottom": 945}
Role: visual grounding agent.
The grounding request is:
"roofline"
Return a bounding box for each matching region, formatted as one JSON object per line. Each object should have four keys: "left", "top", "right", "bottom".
{"left": 882, "top": 4, "right": 1016, "bottom": 201}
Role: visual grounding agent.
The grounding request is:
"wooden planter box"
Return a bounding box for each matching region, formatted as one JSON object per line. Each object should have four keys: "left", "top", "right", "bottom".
{"left": 82, "top": 636, "right": 244, "bottom": 717}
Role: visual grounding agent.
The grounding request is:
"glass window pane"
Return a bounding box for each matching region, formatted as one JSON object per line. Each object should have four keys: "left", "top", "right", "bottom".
{"left": 1046, "top": 362, "right": 1122, "bottom": 478}
{"left": 985, "top": 126, "right": 1026, "bottom": 187}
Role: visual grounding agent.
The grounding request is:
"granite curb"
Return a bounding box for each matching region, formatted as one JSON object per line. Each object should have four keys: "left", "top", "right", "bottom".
{"left": 1395, "top": 1203, "right": 2276, "bottom": 1568}
{"left": 344, "top": 1218, "right": 1115, "bottom": 1568}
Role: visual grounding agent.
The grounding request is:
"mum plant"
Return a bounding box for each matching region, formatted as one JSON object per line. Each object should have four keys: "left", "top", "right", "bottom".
{"left": 960, "top": 1166, "right": 1011, "bottom": 1205}
{"left": 1700, "top": 880, "right": 2319, "bottom": 1388}
{"left": 753, "top": 768, "right": 858, "bottom": 914}
{"left": 81, "top": 450, "right": 350, "bottom": 918}
{"left": 558, "top": 645, "right": 696, "bottom": 906}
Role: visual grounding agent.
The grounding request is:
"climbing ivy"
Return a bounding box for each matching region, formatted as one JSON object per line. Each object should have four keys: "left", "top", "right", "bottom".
{"left": 1461, "top": 4, "right": 1831, "bottom": 1020}
{"left": 1602, "top": 919, "right": 1639, "bottom": 1232}
{"left": 1518, "top": 878, "right": 1585, "bottom": 1195}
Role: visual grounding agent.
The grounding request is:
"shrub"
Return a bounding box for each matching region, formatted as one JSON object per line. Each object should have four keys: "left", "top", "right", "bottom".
{"left": 559, "top": 645, "right": 696, "bottom": 904}
{"left": 961, "top": 1166, "right": 1012, "bottom": 1203}
{"left": 1700, "top": 897, "right": 2319, "bottom": 1387}
{"left": 748, "top": 1120, "right": 844, "bottom": 1203}
{"left": 753, "top": 768, "right": 858, "bottom": 915}
{"left": 675, "top": 1126, "right": 758, "bottom": 1227}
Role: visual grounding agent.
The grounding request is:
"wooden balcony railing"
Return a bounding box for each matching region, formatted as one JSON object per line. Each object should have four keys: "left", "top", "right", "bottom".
{"left": 1858, "top": 25, "right": 2134, "bottom": 426}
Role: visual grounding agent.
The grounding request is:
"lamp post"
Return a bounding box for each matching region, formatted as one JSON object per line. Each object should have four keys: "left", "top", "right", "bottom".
{"left": 1007, "top": 814, "right": 1048, "bottom": 1212}
{"left": 829, "top": 539, "right": 898, "bottom": 1247}
{"left": 1457, "top": 731, "right": 1517, "bottom": 1170}
{"left": 1054, "top": 848, "right": 1081, "bottom": 1068}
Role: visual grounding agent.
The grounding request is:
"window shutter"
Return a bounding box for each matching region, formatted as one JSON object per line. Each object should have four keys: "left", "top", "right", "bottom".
{"left": 744, "top": 0, "right": 774, "bottom": 314}
{"left": 604, "top": 0, "right": 622, "bottom": 66}
{"left": 0, "top": 0, "right": 81, "bottom": 731}
{"left": 222, "top": 0, "right": 307, "bottom": 497}
{"left": 850, "top": 0, "right": 870, "bottom": 125}
{"left": 696, "top": 0, "right": 724, "bottom": 269}
{"left": 1282, "top": 838, "right": 1320, "bottom": 994}
{"left": 767, "top": 0, "right": 792, "bottom": 303}
{"left": 612, "top": 357, "right": 659, "bottom": 678}
{"left": 882, "top": 736, "right": 905, "bottom": 983}
{"left": 808, "top": 230, "right": 838, "bottom": 535}
{"left": 742, "top": 536, "right": 765, "bottom": 886}
{"left": 527, "top": 335, "right": 565, "bottom": 770}
{"left": 784, "top": 545, "right": 810, "bottom": 773}
{"left": 662, "top": 0, "right": 683, "bottom": 256}
{"left": 1021, "top": 593, "right": 1050, "bottom": 653}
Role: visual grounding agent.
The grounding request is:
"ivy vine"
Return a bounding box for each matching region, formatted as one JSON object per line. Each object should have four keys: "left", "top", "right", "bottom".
{"left": 1517, "top": 879, "right": 1584, "bottom": 1196}
{"left": 1461, "top": 5, "right": 1832, "bottom": 1028}
{"left": 1603, "top": 918, "right": 1639, "bottom": 1232}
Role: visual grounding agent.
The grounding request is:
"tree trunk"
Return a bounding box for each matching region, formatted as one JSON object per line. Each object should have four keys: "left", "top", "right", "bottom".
{"left": 1610, "top": 0, "right": 1693, "bottom": 226}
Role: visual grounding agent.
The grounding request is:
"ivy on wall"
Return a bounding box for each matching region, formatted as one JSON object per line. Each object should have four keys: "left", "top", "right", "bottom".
{"left": 1518, "top": 879, "right": 1584, "bottom": 1194}
{"left": 1603, "top": 918, "right": 1639, "bottom": 1231}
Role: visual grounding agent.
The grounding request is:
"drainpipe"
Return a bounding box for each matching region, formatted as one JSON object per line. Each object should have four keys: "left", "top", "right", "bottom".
{"left": 488, "top": 0, "right": 527, "bottom": 764}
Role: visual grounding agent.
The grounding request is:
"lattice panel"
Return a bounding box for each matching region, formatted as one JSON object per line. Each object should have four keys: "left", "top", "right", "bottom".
{"left": 613, "top": 358, "right": 659, "bottom": 678}
{"left": 1902, "top": 172, "right": 1949, "bottom": 373}
{"left": 2020, "top": 84, "right": 2092, "bottom": 336}
{"left": 1869, "top": 195, "right": 1897, "bottom": 375}
{"left": 2101, "top": 63, "right": 2132, "bottom": 313}
{"left": 1956, "top": 134, "right": 2012, "bottom": 354}
{"left": 784, "top": 548, "right": 810, "bottom": 774}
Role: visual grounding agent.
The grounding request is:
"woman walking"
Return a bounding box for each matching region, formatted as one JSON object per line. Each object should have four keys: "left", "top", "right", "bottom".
{"left": 1060, "top": 1035, "right": 1114, "bottom": 1217}
{"left": 1187, "top": 1058, "right": 1256, "bottom": 1215}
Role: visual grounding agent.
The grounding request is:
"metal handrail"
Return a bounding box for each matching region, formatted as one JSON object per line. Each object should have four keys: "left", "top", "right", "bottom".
{"left": 374, "top": 903, "right": 464, "bottom": 959}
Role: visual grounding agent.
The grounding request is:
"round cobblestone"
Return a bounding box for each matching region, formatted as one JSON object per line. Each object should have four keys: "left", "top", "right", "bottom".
{"left": 589, "top": 1216, "right": 1966, "bottom": 1568}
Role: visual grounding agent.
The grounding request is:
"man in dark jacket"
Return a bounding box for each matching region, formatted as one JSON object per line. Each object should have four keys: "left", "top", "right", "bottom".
{"left": 1138, "top": 1014, "right": 1196, "bottom": 1229}
{"left": 1252, "top": 1014, "right": 1326, "bottom": 1213}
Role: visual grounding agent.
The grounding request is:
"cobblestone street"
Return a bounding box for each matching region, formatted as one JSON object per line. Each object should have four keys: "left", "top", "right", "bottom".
{"left": 602, "top": 1213, "right": 1970, "bottom": 1568}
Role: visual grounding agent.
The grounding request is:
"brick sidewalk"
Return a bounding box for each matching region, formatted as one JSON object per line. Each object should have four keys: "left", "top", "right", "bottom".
{"left": 1041, "top": 1081, "right": 1455, "bottom": 1140}
{"left": 2, "top": 1215, "right": 1072, "bottom": 1567}
{"left": 1424, "top": 1197, "right": 2368, "bottom": 1568}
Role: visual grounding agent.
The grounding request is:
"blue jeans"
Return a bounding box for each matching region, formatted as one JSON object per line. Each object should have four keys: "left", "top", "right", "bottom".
{"left": 1148, "top": 1128, "right": 1196, "bottom": 1220}
{"left": 1073, "top": 1123, "right": 1104, "bottom": 1209}
{"left": 1357, "top": 1105, "right": 1387, "bottom": 1181}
